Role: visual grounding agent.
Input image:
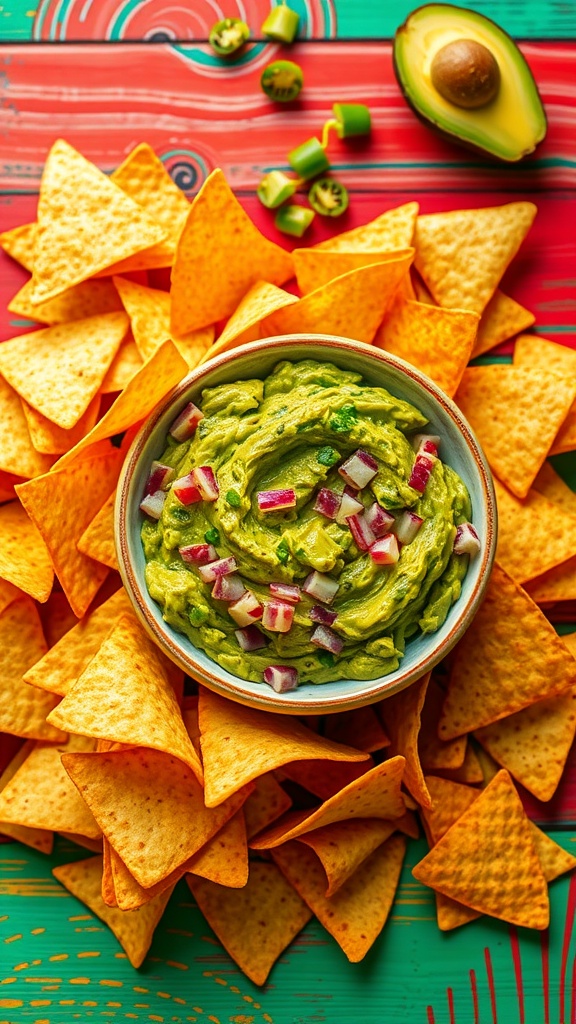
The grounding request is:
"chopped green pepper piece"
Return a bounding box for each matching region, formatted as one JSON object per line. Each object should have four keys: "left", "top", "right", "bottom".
{"left": 274, "top": 204, "right": 315, "bottom": 238}
{"left": 226, "top": 489, "right": 241, "bottom": 507}
{"left": 317, "top": 446, "right": 340, "bottom": 467}
{"left": 318, "top": 650, "right": 335, "bottom": 667}
{"left": 261, "top": 60, "right": 303, "bottom": 103}
{"left": 208, "top": 18, "right": 250, "bottom": 56}
{"left": 330, "top": 404, "right": 358, "bottom": 432}
{"left": 257, "top": 170, "right": 298, "bottom": 209}
{"left": 332, "top": 102, "right": 372, "bottom": 138}
{"left": 288, "top": 137, "right": 330, "bottom": 180}
{"left": 308, "top": 178, "right": 349, "bottom": 217}
{"left": 205, "top": 526, "right": 220, "bottom": 545}
{"left": 262, "top": 3, "right": 300, "bottom": 42}
{"left": 276, "top": 538, "right": 290, "bottom": 564}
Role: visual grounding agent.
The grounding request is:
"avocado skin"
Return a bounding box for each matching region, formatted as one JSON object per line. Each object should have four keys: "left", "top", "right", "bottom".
{"left": 393, "top": 3, "right": 547, "bottom": 164}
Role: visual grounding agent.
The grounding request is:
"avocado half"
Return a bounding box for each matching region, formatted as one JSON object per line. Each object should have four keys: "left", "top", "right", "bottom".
{"left": 393, "top": 4, "right": 547, "bottom": 162}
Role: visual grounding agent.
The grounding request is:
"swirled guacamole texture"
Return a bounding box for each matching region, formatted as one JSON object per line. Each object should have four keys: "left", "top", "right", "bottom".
{"left": 142, "top": 359, "right": 472, "bottom": 684}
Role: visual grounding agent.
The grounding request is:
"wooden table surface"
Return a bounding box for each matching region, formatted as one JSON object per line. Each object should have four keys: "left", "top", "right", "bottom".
{"left": 1, "top": 3, "right": 576, "bottom": 1022}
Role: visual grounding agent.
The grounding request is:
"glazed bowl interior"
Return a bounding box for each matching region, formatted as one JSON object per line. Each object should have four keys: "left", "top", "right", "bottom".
{"left": 115, "top": 335, "right": 496, "bottom": 714}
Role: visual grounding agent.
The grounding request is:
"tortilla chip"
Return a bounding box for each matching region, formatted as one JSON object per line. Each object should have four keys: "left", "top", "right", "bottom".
{"left": 250, "top": 758, "right": 406, "bottom": 850}
{"left": 21, "top": 393, "right": 102, "bottom": 456}
{"left": 494, "top": 477, "right": 576, "bottom": 584}
{"left": 60, "top": 832, "right": 103, "bottom": 854}
{"left": 171, "top": 168, "right": 294, "bottom": 334}
{"left": 454, "top": 366, "right": 576, "bottom": 498}
{"left": 418, "top": 676, "right": 466, "bottom": 771}
{"left": 62, "top": 747, "right": 246, "bottom": 888}
{"left": 0, "top": 500, "right": 54, "bottom": 602}
{"left": 435, "top": 741, "right": 484, "bottom": 784}
{"left": 296, "top": 817, "right": 398, "bottom": 896}
{"left": 53, "top": 855, "right": 172, "bottom": 968}
{"left": 244, "top": 773, "right": 293, "bottom": 839}
{"left": 414, "top": 202, "right": 537, "bottom": 314}
{"left": 100, "top": 334, "right": 143, "bottom": 393}
{"left": 108, "top": 844, "right": 177, "bottom": 911}
{"left": 474, "top": 682, "right": 576, "bottom": 801}
{"left": 379, "top": 673, "right": 431, "bottom": 809}
{"left": 0, "top": 376, "right": 54, "bottom": 479}
{"left": 31, "top": 139, "right": 166, "bottom": 304}
{"left": 48, "top": 614, "right": 202, "bottom": 780}
{"left": 293, "top": 247, "right": 414, "bottom": 296}
{"left": 473, "top": 290, "right": 535, "bottom": 357}
{"left": 278, "top": 757, "right": 372, "bottom": 801}
{"left": 0, "top": 734, "right": 100, "bottom": 837}
{"left": 422, "top": 776, "right": 479, "bottom": 844}
{"left": 24, "top": 588, "right": 131, "bottom": 696}
{"left": 112, "top": 142, "right": 189, "bottom": 238}
{"left": 8, "top": 277, "right": 123, "bottom": 326}
{"left": 414, "top": 770, "right": 549, "bottom": 929}
{"left": 0, "top": 577, "right": 21, "bottom": 615}
{"left": 273, "top": 833, "right": 406, "bottom": 962}
{"left": 533, "top": 462, "right": 576, "bottom": 514}
{"left": 0, "top": 741, "right": 53, "bottom": 853}
{"left": 0, "top": 595, "right": 63, "bottom": 741}
{"left": 199, "top": 281, "right": 298, "bottom": 364}
{"left": 114, "top": 276, "right": 213, "bottom": 365}
{"left": 187, "top": 810, "right": 249, "bottom": 888}
{"left": 77, "top": 490, "right": 117, "bottom": 570}
{"left": 525, "top": 558, "right": 576, "bottom": 604}
{"left": 374, "top": 296, "right": 479, "bottom": 397}
{"left": 530, "top": 824, "right": 576, "bottom": 882}
{"left": 0, "top": 471, "right": 25, "bottom": 505}
{"left": 101, "top": 837, "right": 118, "bottom": 906}
{"left": 513, "top": 337, "right": 576, "bottom": 456}
{"left": 198, "top": 686, "right": 367, "bottom": 807}
{"left": 0, "top": 221, "right": 36, "bottom": 271}
{"left": 187, "top": 862, "right": 312, "bottom": 986}
{"left": 312, "top": 202, "right": 419, "bottom": 253}
{"left": 323, "top": 705, "right": 390, "bottom": 754}
{"left": 52, "top": 339, "right": 188, "bottom": 469}
{"left": 550, "top": 408, "right": 576, "bottom": 456}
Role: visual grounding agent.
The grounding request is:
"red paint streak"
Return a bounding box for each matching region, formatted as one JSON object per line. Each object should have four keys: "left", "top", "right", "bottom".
{"left": 447, "top": 987, "right": 456, "bottom": 1024}
{"left": 470, "top": 969, "right": 479, "bottom": 1024}
{"left": 560, "top": 873, "right": 576, "bottom": 1024}
{"left": 509, "top": 926, "right": 525, "bottom": 1024}
{"left": 570, "top": 956, "right": 576, "bottom": 1024}
{"left": 426, "top": 1006, "right": 435, "bottom": 1024}
{"left": 541, "top": 930, "right": 550, "bottom": 1024}
{"left": 484, "top": 947, "right": 498, "bottom": 1024}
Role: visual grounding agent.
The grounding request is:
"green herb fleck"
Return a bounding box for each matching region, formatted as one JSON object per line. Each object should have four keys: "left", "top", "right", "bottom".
{"left": 190, "top": 607, "right": 208, "bottom": 626}
{"left": 318, "top": 650, "right": 335, "bottom": 667}
{"left": 171, "top": 507, "right": 191, "bottom": 523}
{"left": 226, "top": 489, "right": 241, "bottom": 508}
{"left": 317, "top": 445, "right": 340, "bottom": 467}
{"left": 330, "top": 404, "right": 358, "bottom": 433}
{"left": 205, "top": 526, "right": 220, "bottom": 545}
{"left": 276, "top": 539, "right": 290, "bottom": 565}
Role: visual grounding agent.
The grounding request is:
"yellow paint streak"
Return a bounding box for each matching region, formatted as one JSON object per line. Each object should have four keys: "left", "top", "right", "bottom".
{"left": 157, "top": 991, "right": 171, "bottom": 999}
{"left": 0, "top": 916, "right": 8, "bottom": 922}
{"left": 24, "top": 978, "right": 62, "bottom": 983}
{"left": 243, "top": 996, "right": 253, "bottom": 1004}
{"left": 149, "top": 1016, "right": 164, "bottom": 1022}
{"left": 49, "top": 955, "right": 68, "bottom": 962}
{"left": 208, "top": 1017, "right": 221, "bottom": 1023}
{"left": 193, "top": 1009, "right": 203, "bottom": 1014}
{"left": 252, "top": 1005, "right": 261, "bottom": 1011}
{"left": 69, "top": 916, "right": 92, "bottom": 922}
{"left": 230, "top": 1017, "right": 255, "bottom": 1024}
{"left": 31, "top": 928, "right": 45, "bottom": 935}
{"left": 59, "top": 1001, "right": 76, "bottom": 1005}
{"left": 42, "top": 986, "right": 60, "bottom": 992}
{"left": 114, "top": 953, "right": 127, "bottom": 959}
{"left": 29, "top": 999, "right": 51, "bottom": 1006}
{"left": 69, "top": 978, "right": 90, "bottom": 985}
{"left": 166, "top": 962, "right": 188, "bottom": 971}
{"left": 4, "top": 934, "right": 22, "bottom": 944}
{"left": 0, "top": 1000, "right": 23, "bottom": 1009}
{"left": 83, "top": 1001, "right": 98, "bottom": 1006}
{"left": 174, "top": 998, "right": 186, "bottom": 1005}
{"left": 106, "top": 1002, "right": 122, "bottom": 1008}
{"left": 263, "top": 1016, "right": 273, "bottom": 1023}
{"left": 135, "top": 1004, "right": 150, "bottom": 1009}
{"left": 215, "top": 979, "right": 227, "bottom": 988}
{"left": 99, "top": 980, "right": 123, "bottom": 988}
{"left": 77, "top": 952, "right": 100, "bottom": 958}
{"left": 75, "top": 926, "right": 103, "bottom": 933}
{"left": 0, "top": 979, "right": 16, "bottom": 985}
{"left": 13, "top": 963, "right": 29, "bottom": 971}
{"left": 134, "top": 987, "right": 149, "bottom": 994}
{"left": 229, "top": 987, "right": 240, "bottom": 994}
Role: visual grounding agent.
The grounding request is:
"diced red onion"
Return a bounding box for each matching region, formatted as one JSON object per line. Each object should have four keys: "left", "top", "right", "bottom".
{"left": 310, "top": 605, "right": 337, "bottom": 626}
{"left": 270, "top": 582, "right": 301, "bottom": 603}
{"left": 179, "top": 543, "right": 218, "bottom": 565}
{"left": 257, "top": 489, "right": 296, "bottom": 512}
{"left": 235, "top": 625, "right": 268, "bottom": 652}
{"left": 347, "top": 513, "right": 376, "bottom": 552}
{"left": 198, "top": 556, "right": 237, "bottom": 583}
{"left": 262, "top": 599, "right": 295, "bottom": 633}
{"left": 393, "top": 511, "right": 424, "bottom": 546}
{"left": 454, "top": 522, "right": 481, "bottom": 557}
{"left": 339, "top": 450, "right": 378, "bottom": 489}
{"left": 313, "top": 488, "right": 342, "bottom": 520}
{"left": 229, "top": 590, "right": 264, "bottom": 627}
{"left": 302, "top": 570, "right": 339, "bottom": 605}
{"left": 263, "top": 665, "right": 299, "bottom": 693}
{"left": 145, "top": 461, "right": 174, "bottom": 496}
{"left": 408, "top": 453, "right": 436, "bottom": 493}
{"left": 310, "top": 624, "right": 344, "bottom": 655}
{"left": 412, "top": 433, "right": 440, "bottom": 458}
{"left": 364, "top": 502, "right": 396, "bottom": 538}
{"left": 370, "top": 535, "right": 400, "bottom": 565}
{"left": 192, "top": 466, "right": 219, "bottom": 502}
{"left": 169, "top": 402, "right": 204, "bottom": 442}
{"left": 335, "top": 491, "right": 364, "bottom": 525}
{"left": 212, "top": 573, "right": 246, "bottom": 602}
{"left": 139, "top": 490, "right": 166, "bottom": 519}
{"left": 172, "top": 473, "right": 203, "bottom": 506}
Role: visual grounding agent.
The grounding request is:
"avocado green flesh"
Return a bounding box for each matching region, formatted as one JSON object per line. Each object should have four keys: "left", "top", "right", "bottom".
{"left": 394, "top": 4, "right": 546, "bottom": 162}
{"left": 142, "top": 359, "right": 472, "bottom": 684}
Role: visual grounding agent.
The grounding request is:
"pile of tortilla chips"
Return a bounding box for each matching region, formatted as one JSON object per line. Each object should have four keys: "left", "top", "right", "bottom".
{"left": 1, "top": 139, "right": 576, "bottom": 983}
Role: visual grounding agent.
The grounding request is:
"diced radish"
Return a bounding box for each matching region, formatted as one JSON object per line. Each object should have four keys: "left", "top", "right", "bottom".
{"left": 412, "top": 433, "right": 440, "bottom": 457}
{"left": 235, "top": 625, "right": 268, "bottom": 652}
{"left": 311, "top": 624, "right": 344, "bottom": 655}
{"left": 262, "top": 599, "right": 295, "bottom": 633}
{"left": 335, "top": 491, "right": 364, "bottom": 525}
{"left": 339, "top": 450, "right": 378, "bottom": 489}
{"left": 408, "top": 453, "right": 436, "bottom": 493}
{"left": 212, "top": 573, "right": 246, "bottom": 602}
{"left": 172, "top": 474, "right": 202, "bottom": 505}
{"left": 139, "top": 490, "right": 166, "bottom": 519}
{"left": 198, "top": 556, "right": 237, "bottom": 583}
{"left": 364, "top": 502, "right": 395, "bottom": 538}
{"left": 257, "top": 488, "right": 297, "bottom": 512}
{"left": 192, "top": 466, "right": 219, "bottom": 502}
{"left": 229, "top": 590, "right": 263, "bottom": 627}
{"left": 270, "top": 582, "right": 301, "bottom": 604}
{"left": 310, "top": 605, "right": 337, "bottom": 626}
{"left": 179, "top": 543, "right": 218, "bottom": 565}
{"left": 454, "top": 523, "right": 481, "bottom": 557}
{"left": 393, "top": 511, "right": 424, "bottom": 546}
{"left": 263, "top": 665, "right": 299, "bottom": 693}
{"left": 169, "top": 402, "right": 204, "bottom": 442}
{"left": 314, "top": 488, "right": 342, "bottom": 520}
{"left": 302, "top": 571, "right": 339, "bottom": 605}
{"left": 370, "top": 535, "right": 400, "bottom": 565}
{"left": 347, "top": 513, "right": 376, "bottom": 552}
{"left": 145, "top": 461, "right": 174, "bottom": 496}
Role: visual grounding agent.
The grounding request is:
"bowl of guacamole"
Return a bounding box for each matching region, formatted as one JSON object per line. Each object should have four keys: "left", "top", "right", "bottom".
{"left": 115, "top": 335, "right": 496, "bottom": 713}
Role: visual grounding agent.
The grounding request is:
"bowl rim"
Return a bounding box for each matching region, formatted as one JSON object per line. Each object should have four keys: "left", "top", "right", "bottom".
{"left": 115, "top": 333, "right": 497, "bottom": 714}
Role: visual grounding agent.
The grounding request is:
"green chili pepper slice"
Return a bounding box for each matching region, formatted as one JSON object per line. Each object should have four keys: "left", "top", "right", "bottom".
{"left": 208, "top": 18, "right": 250, "bottom": 56}
{"left": 274, "top": 205, "right": 315, "bottom": 238}
{"left": 332, "top": 102, "right": 372, "bottom": 138}
{"left": 262, "top": 3, "right": 300, "bottom": 42}
{"left": 257, "top": 170, "right": 298, "bottom": 209}
{"left": 260, "top": 60, "right": 303, "bottom": 103}
{"left": 308, "top": 178, "right": 349, "bottom": 217}
{"left": 288, "top": 137, "right": 330, "bottom": 180}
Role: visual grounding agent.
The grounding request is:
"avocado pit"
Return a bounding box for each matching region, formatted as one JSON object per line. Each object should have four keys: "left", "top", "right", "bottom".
{"left": 431, "top": 38, "right": 501, "bottom": 109}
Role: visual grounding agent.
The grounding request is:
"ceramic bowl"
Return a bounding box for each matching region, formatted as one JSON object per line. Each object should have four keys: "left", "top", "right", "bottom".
{"left": 115, "top": 335, "right": 497, "bottom": 714}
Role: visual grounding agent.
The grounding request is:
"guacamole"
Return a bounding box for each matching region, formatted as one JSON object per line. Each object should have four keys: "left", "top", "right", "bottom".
{"left": 141, "top": 359, "right": 473, "bottom": 685}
